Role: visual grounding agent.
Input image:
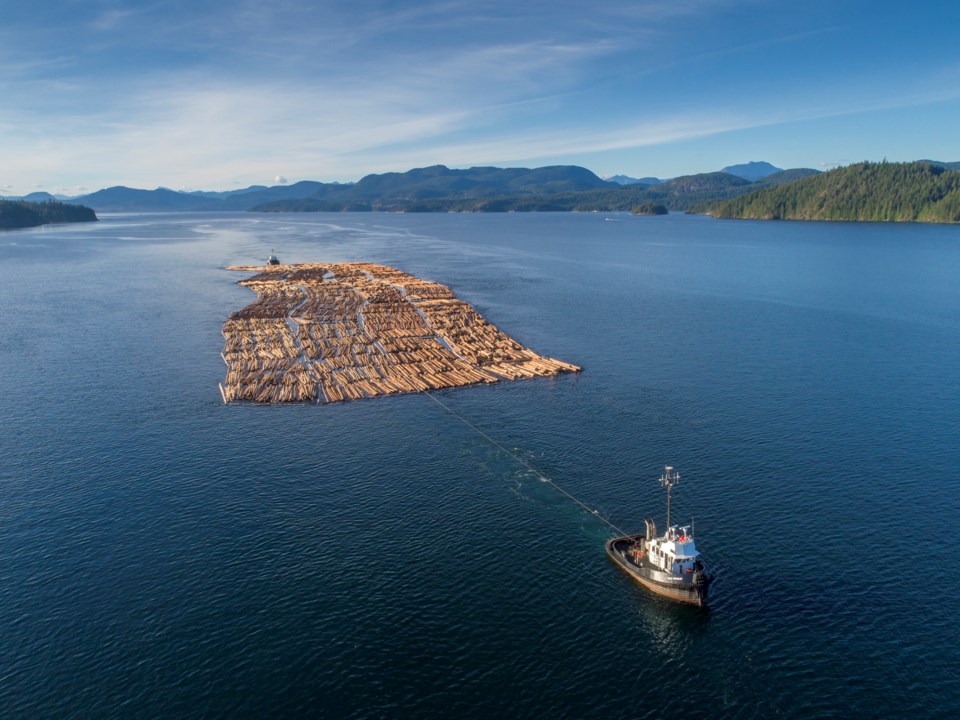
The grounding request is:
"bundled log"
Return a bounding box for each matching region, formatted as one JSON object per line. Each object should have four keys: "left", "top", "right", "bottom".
{"left": 221, "top": 261, "right": 580, "bottom": 404}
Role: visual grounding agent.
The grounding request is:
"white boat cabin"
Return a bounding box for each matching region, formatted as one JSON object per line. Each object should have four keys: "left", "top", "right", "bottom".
{"left": 647, "top": 525, "right": 700, "bottom": 574}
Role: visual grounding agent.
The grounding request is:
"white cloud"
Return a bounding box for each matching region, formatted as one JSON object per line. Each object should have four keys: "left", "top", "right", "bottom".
{"left": 2, "top": 1, "right": 959, "bottom": 192}
{"left": 2, "top": 75, "right": 957, "bottom": 193}
{"left": 0, "top": 29, "right": 621, "bottom": 189}
{"left": 274, "top": 176, "right": 287, "bottom": 184}
{"left": 90, "top": 9, "right": 141, "bottom": 32}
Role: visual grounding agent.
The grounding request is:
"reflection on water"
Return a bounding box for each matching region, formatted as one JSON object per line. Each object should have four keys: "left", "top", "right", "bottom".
{"left": 633, "top": 589, "right": 712, "bottom": 652}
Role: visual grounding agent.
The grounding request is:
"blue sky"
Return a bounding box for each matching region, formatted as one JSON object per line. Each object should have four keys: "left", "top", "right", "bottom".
{"left": 2, "top": 0, "right": 960, "bottom": 194}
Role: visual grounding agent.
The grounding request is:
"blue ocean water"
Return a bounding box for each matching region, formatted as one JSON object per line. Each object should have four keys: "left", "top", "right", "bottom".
{"left": 1, "top": 212, "right": 958, "bottom": 718}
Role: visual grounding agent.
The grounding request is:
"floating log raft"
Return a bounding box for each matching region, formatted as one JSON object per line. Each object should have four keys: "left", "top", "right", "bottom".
{"left": 220, "top": 261, "right": 581, "bottom": 404}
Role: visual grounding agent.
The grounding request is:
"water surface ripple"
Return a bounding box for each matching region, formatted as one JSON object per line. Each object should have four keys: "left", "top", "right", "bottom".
{"left": 1, "top": 212, "right": 958, "bottom": 718}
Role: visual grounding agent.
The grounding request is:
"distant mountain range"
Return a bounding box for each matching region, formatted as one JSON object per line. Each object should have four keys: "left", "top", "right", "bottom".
{"left": 5, "top": 160, "right": 958, "bottom": 220}
{"left": 605, "top": 175, "right": 663, "bottom": 186}
{"left": 70, "top": 181, "right": 330, "bottom": 212}
{"left": 31, "top": 163, "right": 818, "bottom": 214}
{"left": 720, "top": 161, "right": 783, "bottom": 180}
{"left": 606, "top": 162, "right": 788, "bottom": 185}
{"left": 253, "top": 165, "right": 633, "bottom": 212}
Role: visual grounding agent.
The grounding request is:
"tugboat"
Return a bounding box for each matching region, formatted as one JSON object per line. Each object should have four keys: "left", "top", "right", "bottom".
{"left": 606, "top": 466, "right": 713, "bottom": 606}
{"left": 267, "top": 251, "right": 280, "bottom": 266}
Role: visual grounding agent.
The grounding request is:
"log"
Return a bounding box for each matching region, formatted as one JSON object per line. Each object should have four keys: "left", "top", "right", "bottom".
{"left": 221, "top": 261, "right": 580, "bottom": 403}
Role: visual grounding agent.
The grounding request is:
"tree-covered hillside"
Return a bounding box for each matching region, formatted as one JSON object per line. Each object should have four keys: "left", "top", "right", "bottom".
{"left": 252, "top": 168, "right": 776, "bottom": 213}
{"left": 0, "top": 200, "right": 98, "bottom": 229}
{"left": 708, "top": 162, "right": 960, "bottom": 222}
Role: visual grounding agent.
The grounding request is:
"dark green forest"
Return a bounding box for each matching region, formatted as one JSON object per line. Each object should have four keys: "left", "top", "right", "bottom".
{"left": 631, "top": 202, "right": 668, "bottom": 215}
{"left": 708, "top": 162, "right": 960, "bottom": 222}
{"left": 0, "top": 200, "right": 98, "bottom": 229}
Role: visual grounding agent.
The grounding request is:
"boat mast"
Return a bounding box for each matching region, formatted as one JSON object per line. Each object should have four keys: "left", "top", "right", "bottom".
{"left": 660, "top": 466, "right": 680, "bottom": 529}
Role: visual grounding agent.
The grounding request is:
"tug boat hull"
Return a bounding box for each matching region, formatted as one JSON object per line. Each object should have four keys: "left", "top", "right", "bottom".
{"left": 606, "top": 534, "right": 711, "bottom": 607}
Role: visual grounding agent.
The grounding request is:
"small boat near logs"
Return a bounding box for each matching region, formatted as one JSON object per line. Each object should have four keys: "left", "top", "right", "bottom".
{"left": 606, "top": 466, "right": 713, "bottom": 606}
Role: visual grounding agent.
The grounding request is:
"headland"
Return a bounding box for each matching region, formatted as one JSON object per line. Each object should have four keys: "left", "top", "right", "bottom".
{"left": 0, "top": 200, "right": 98, "bottom": 229}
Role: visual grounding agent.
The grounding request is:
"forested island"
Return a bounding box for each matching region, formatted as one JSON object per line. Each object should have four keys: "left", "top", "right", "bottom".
{"left": 0, "top": 200, "right": 98, "bottom": 229}
{"left": 707, "top": 161, "right": 960, "bottom": 223}
{"left": 631, "top": 202, "right": 668, "bottom": 215}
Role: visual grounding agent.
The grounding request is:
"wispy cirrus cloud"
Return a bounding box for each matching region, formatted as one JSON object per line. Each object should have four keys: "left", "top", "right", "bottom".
{"left": 90, "top": 7, "right": 142, "bottom": 31}
{"left": 2, "top": 0, "right": 960, "bottom": 192}
{"left": 6, "top": 61, "right": 960, "bottom": 192}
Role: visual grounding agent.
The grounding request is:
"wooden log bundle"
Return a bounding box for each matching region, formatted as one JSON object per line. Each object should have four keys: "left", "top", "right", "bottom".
{"left": 220, "top": 261, "right": 581, "bottom": 404}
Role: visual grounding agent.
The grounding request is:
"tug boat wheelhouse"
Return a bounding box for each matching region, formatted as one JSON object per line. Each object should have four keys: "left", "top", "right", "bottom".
{"left": 606, "top": 466, "right": 713, "bottom": 606}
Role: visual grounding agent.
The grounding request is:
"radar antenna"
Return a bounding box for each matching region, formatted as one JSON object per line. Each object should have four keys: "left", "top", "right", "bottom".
{"left": 659, "top": 465, "right": 680, "bottom": 529}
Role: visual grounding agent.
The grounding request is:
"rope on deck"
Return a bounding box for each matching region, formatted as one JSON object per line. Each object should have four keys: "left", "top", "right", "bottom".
{"left": 425, "top": 391, "right": 630, "bottom": 537}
